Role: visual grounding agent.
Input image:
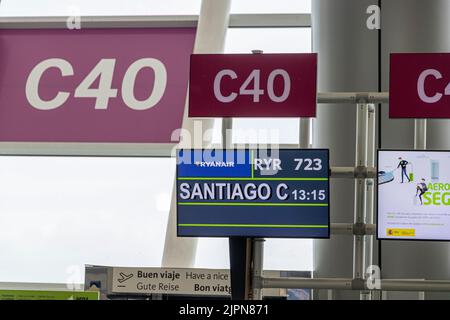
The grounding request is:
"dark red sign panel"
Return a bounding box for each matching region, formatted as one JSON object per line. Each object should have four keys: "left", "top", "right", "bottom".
{"left": 189, "top": 54, "right": 317, "bottom": 118}
{"left": 390, "top": 53, "right": 450, "bottom": 118}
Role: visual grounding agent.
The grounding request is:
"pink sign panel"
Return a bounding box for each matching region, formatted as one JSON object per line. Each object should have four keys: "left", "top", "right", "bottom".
{"left": 390, "top": 53, "right": 450, "bottom": 118}
{"left": 0, "top": 28, "right": 196, "bottom": 142}
{"left": 189, "top": 54, "right": 317, "bottom": 117}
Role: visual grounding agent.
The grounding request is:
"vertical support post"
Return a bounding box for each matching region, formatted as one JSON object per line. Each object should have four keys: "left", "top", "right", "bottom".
{"left": 252, "top": 238, "right": 265, "bottom": 300}
{"left": 225, "top": 103, "right": 250, "bottom": 300}
{"left": 250, "top": 49, "right": 265, "bottom": 301}
{"left": 327, "top": 290, "right": 335, "bottom": 300}
{"left": 353, "top": 104, "right": 368, "bottom": 287}
{"left": 228, "top": 49, "right": 264, "bottom": 301}
{"left": 162, "top": 0, "right": 231, "bottom": 268}
{"left": 414, "top": 119, "right": 427, "bottom": 150}
{"left": 299, "top": 118, "right": 311, "bottom": 148}
{"left": 361, "top": 104, "right": 376, "bottom": 300}
{"left": 222, "top": 118, "right": 233, "bottom": 149}
{"left": 229, "top": 237, "right": 253, "bottom": 300}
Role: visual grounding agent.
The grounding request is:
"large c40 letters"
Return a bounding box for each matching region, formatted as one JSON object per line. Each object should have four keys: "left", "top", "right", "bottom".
{"left": 25, "top": 58, "right": 167, "bottom": 111}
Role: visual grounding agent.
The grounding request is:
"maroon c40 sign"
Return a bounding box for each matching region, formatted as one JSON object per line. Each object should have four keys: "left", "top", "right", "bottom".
{"left": 189, "top": 53, "right": 317, "bottom": 118}
{"left": 390, "top": 53, "right": 450, "bottom": 118}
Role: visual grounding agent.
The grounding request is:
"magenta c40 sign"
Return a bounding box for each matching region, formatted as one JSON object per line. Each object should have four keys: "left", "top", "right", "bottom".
{"left": 0, "top": 28, "right": 196, "bottom": 143}
{"left": 390, "top": 53, "right": 450, "bottom": 118}
{"left": 189, "top": 54, "right": 317, "bottom": 118}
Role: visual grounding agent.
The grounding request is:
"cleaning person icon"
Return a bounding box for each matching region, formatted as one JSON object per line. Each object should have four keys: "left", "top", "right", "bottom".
{"left": 416, "top": 178, "right": 428, "bottom": 205}
{"left": 397, "top": 157, "right": 410, "bottom": 183}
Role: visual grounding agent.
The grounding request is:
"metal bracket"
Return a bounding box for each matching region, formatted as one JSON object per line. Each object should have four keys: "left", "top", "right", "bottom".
{"left": 351, "top": 278, "right": 366, "bottom": 291}
{"left": 354, "top": 166, "right": 377, "bottom": 179}
{"left": 252, "top": 276, "right": 263, "bottom": 290}
{"left": 367, "top": 168, "right": 377, "bottom": 179}
{"left": 317, "top": 92, "right": 389, "bottom": 104}
{"left": 355, "top": 93, "right": 370, "bottom": 104}
{"left": 330, "top": 166, "right": 377, "bottom": 179}
{"left": 354, "top": 166, "right": 367, "bottom": 179}
{"left": 330, "top": 223, "right": 376, "bottom": 235}
{"left": 353, "top": 223, "right": 366, "bottom": 236}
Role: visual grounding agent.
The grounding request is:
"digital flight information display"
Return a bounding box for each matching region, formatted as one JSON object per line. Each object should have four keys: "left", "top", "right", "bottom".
{"left": 378, "top": 150, "right": 450, "bottom": 241}
{"left": 176, "top": 149, "right": 330, "bottom": 238}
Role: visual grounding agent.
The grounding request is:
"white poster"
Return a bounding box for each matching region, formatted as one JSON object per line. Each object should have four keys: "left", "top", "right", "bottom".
{"left": 112, "top": 267, "right": 231, "bottom": 296}
{"left": 378, "top": 150, "right": 450, "bottom": 240}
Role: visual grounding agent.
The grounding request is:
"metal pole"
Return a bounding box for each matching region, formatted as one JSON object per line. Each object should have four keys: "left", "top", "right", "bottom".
{"left": 262, "top": 277, "right": 353, "bottom": 290}
{"left": 252, "top": 238, "right": 265, "bottom": 300}
{"left": 379, "top": 280, "right": 450, "bottom": 292}
{"left": 330, "top": 167, "right": 358, "bottom": 177}
{"left": 317, "top": 92, "right": 389, "bottom": 104}
{"left": 353, "top": 104, "right": 368, "bottom": 288}
{"left": 330, "top": 223, "right": 376, "bottom": 236}
{"left": 360, "top": 104, "right": 376, "bottom": 300}
{"left": 229, "top": 49, "right": 265, "bottom": 300}
{"left": 221, "top": 118, "right": 233, "bottom": 149}
{"left": 246, "top": 49, "right": 265, "bottom": 301}
{"left": 330, "top": 166, "right": 377, "bottom": 178}
{"left": 414, "top": 119, "right": 427, "bottom": 150}
{"left": 260, "top": 277, "right": 450, "bottom": 292}
{"left": 299, "top": 118, "right": 311, "bottom": 148}
{"left": 330, "top": 223, "right": 354, "bottom": 235}
{"left": 162, "top": 0, "right": 231, "bottom": 268}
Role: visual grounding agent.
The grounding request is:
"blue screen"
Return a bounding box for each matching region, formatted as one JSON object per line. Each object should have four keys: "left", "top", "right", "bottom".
{"left": 177, "top": 149, "right": 330, "bottom": 238}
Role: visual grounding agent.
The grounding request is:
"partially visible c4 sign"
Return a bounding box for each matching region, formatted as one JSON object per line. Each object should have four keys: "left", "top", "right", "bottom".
{"left": 0, "top": 28, "right": 195, "bottom": 143}
{"left": 390, "top": 53, "right": 450, "bottom": 118}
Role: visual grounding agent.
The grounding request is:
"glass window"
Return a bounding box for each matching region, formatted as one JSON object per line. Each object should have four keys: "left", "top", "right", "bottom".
{"left": 0, "top": 0, "right": 311, "bottom": 16}
{"left": 225, "top": 28, "right": 311, "bottom": 60}
{"left": 0, "top": 157, "right": 174, "bottom": 284}
{"left": 0, "top": 0, "right": 202, "bottom": 16}
{"left": 263, "top": 239, "right": 313, "bottom": 271}
{"left": 231, "top": 0, "right": 311, "bottom": 14}
{"left": 195, "top": 238, "right": 230, "bottom": 269}
{"left": 195, "top": 238, "right": 313, "bottom": 271}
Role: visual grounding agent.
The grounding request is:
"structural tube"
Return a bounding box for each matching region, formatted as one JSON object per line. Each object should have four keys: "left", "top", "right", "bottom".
{"left": 162, "top": 0, "right": 231, "bottom": 268}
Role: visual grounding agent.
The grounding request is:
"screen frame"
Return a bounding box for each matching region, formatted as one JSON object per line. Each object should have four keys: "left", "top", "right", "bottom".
{"left": 176, "top": 148, "right": 331, "bottom": 239}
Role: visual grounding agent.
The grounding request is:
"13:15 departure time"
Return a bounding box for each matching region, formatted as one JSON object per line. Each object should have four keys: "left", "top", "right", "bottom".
{"left": 292, "top": 189, "right": 326, "bottom": 201}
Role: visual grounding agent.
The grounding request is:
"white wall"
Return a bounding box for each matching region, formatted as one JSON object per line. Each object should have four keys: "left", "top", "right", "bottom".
{"left": 0, "top": 0, "right": 310, "bottom": 16}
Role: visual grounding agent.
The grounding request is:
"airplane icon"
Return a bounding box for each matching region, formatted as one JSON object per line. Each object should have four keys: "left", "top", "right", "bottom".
{"left": 117, "top": 272, "right": 134, "bottom": 283}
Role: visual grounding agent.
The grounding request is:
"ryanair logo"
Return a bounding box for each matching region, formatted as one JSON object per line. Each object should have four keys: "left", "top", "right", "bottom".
{"left": 194, "top": 161, "right": 235, "bottom": 168}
